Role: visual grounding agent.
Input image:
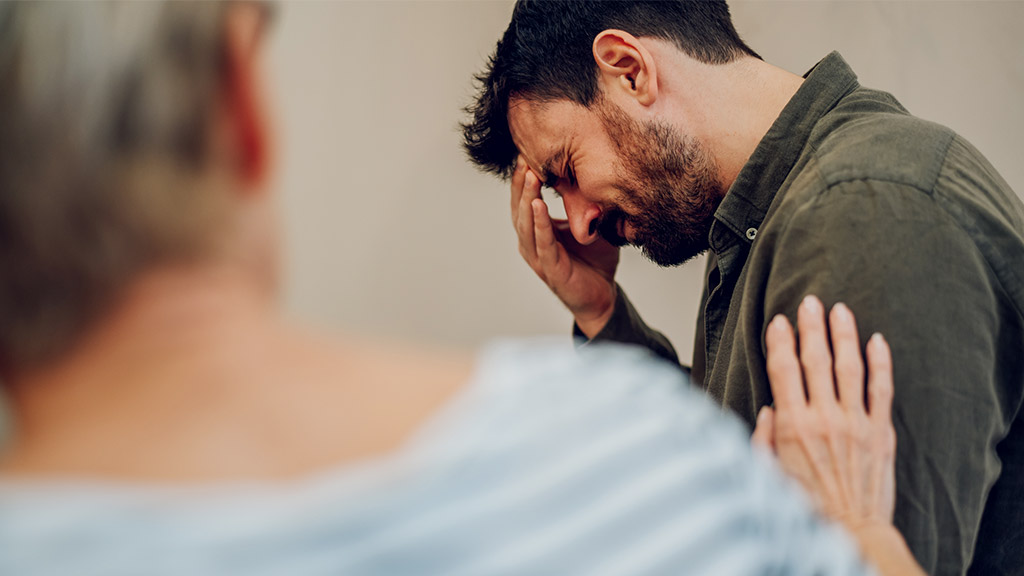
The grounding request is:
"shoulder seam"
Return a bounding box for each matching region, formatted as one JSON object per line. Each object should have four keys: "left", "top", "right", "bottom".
{"left": 807, "top": 116, "right": 956, "bottom": 196}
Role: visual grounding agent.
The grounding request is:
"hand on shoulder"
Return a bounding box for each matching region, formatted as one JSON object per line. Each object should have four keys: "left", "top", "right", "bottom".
{"left": 752, "top": 295, "right": 924, "bottom": 576}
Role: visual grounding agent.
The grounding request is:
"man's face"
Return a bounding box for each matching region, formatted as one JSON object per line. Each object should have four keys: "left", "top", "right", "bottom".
{"left": 508, "top": 97, "right": 724, "bottom": 267}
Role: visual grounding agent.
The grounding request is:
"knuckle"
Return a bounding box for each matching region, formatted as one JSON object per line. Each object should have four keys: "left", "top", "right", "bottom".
{"left": 819, "top": 417, "right": 844, "bottom": 445}
{"left": 767, "top": 355, "right": 798, "bottom": 382}
{"left": 872, "top": 381, "right": 894, "bottom": 402}
{"left": 868, "top": 356, "right": 893, "bottom": 380}
{"left": 799, "top": 350, "right": 831, "bottom": 375}
{"left": 849, "top": 420, "right": 871, "bottom": 448}
{"left": 774, "top": 420, "right": 802, "bottom": 444}
{"left": 869, "top": 386, "right": 893, "bottom": 413}
{"left": 765, "top": 359, "right": 785, "bottom": 382}
{"left": 781, "top": 413, "right": 824, "bottom": 445}
{"left": 836, "top": 354, "right": 864, "bottom": 379}
{"left": 809, "top": 412, "right": 838, "bottom": 442}
{"left": 871, "top": 349, "right": 893, "bottom": 370}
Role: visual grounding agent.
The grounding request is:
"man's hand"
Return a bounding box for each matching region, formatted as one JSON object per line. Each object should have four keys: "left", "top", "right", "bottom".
{"left": 511, "top": 157, "right": 619, "bottom": 338}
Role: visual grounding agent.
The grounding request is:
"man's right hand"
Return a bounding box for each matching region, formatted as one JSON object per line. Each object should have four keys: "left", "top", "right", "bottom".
{"left": 511, "top": 157, "right": 619, "bottom": 338}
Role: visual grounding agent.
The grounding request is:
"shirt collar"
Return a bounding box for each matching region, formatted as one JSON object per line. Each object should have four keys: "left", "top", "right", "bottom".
{"left": 709, "top": 51, "right": 861, "bottom": 250}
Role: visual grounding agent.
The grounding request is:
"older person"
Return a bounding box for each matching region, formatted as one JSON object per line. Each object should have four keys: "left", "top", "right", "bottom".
{"left": 0, "top": 3, "right": 920, "bottom": 575}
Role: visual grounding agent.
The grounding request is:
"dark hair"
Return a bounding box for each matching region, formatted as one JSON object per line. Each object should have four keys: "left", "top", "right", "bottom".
{"left": 461, "top": 0, "right": 759, "bottom": 179}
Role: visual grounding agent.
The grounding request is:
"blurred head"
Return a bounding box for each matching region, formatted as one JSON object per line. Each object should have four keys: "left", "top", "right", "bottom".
{"left": 462, "top": 0, "right": 758, "bottom": 266}
{"left": 0, "top": 2, "right": 276, "bottom": 374}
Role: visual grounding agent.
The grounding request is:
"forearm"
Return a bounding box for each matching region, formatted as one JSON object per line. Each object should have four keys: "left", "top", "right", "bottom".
{"left": 573, "top": 284, "right": 618, "bottom": 339}
{"left": 572, "top": 284, "right": 680, "bottom": 365}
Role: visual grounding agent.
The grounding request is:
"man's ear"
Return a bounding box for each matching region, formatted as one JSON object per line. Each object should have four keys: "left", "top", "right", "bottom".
{"left": 222, "top": 3, "right": 272, "bottom": 189}
{"left": 592, "top": 30, "right": 658, "bottom": 106}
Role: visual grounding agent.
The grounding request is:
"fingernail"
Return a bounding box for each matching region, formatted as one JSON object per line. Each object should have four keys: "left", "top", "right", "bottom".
{"left": 801, "top": 294, "right": 821, "bottom": 313}
{"left": 870, "top": 332, "right": 885, "bottom": 344}
{"left": 757, "top": 406, "right": 769, "bottom": 422}
{"left": 832, "top": 302, "right": 851, "bottom": 323}
{"left": 769, "top": 314, "right": 786, "bottom": 332}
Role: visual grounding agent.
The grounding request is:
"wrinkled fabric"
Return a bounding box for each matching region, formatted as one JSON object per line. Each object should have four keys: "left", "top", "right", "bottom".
{"left": 585, "top": 52, "right": 1024, "bottom": 575}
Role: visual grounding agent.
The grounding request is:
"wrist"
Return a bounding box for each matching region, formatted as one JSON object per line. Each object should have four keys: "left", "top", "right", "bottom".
{"left": 850, "top": 522, "right": 901, "bottom": 544}
{"left": 849, "top": 523, "right": 923, "bottom": 576}
{"left": 574, "top": 286, "right": 618, "bottom": 339}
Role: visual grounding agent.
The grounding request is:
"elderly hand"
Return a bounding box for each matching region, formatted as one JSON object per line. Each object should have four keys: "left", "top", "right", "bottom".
{"left": 752, "top": 295, "right": 897, "bottom": 535}
{"left": 752, "top": 296, "right": 924, "bottom": 575}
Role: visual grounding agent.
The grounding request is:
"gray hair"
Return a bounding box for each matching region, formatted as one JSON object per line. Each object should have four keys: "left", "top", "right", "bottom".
{"left": 0, "top": 2, "right": 232, "bottom": 372}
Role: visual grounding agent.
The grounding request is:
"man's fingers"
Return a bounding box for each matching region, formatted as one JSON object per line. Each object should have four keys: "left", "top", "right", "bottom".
{"left": 533, "top": 199, "right": 561, "bottom": 272}
{"left": 866, "top": 333, "right": 894, "bottom": 425}
{"left": 517, "top": 170, "right": 540, "bottom": 260}
{"left": 510, "top": 156, "right": 526, "bottom": 223}
{"left": 796, "top": 295, "right": 836, "bottom": 406}
{"left": 765, "top": 314, "right": 806, "bottom": 412}
{"left": 751, "top": 406, "right": 776, "bottom": 451}
{"left": 830, "top": 302, "right": 866, "bottom": 412}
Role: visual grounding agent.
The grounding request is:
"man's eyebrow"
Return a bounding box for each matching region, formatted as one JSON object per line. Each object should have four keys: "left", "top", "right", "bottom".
{"left": 539, "top": 148, "right": 566, "bottom": 187}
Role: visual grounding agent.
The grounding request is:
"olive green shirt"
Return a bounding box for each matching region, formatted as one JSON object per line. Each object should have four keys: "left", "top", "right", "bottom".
{"left": 584, "top": 52, "right": 1024, "bottom": 575}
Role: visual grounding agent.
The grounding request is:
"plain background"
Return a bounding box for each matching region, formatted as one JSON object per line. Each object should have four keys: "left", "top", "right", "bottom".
{"left": 270, "top": 0, "right": 1024, "bottom": 365}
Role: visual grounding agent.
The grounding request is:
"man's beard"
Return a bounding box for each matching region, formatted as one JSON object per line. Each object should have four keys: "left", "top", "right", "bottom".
{"left": 595, "top": 102, "right": 724, "bottom": 267}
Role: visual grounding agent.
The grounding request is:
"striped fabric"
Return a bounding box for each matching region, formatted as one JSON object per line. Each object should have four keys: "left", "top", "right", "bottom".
{"left": 0, "top": 339, "right": 873, "bottom": 575}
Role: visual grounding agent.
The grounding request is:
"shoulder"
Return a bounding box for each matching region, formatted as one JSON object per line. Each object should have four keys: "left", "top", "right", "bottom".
{"left": 466, "top": 339, "right": 869, "bottom": 573}
{"left": 421, "top": 339, "right": 868, "bottom": 573}
{"left": 806, "top": 86, "right": 955, "bottom": 195}
{"left": 433, "top": 338, "right": 749, "bottom": 471}
{"left": 469, "top": 339, "right": 712, "bottom": 431}
{"left": 770, "top": 86, "right": 1021, "bottom": 240}
{"left": 768, "top": 93, "right": 1023, "bottom": 275}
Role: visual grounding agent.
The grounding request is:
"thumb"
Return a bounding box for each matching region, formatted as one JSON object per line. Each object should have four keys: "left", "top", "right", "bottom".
{"left": 751, "top": 406, "right": 776, "bottom": 452}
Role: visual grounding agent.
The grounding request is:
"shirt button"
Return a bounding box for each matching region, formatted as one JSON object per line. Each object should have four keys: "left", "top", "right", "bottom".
{"left": 746, "top": 227, "right": 758, "bottom": 241}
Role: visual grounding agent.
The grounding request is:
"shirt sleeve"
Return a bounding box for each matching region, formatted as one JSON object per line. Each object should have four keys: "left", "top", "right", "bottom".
{"left": 760, "top": 177, "right": 1016, "bottom": 574}
{"left": 571, "top": 283, "right": 682, "bottom": 367}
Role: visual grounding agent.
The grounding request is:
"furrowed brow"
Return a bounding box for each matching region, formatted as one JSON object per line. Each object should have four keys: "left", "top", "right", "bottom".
{"left": 539, "top": 148, "right": 566, "bottom": 188}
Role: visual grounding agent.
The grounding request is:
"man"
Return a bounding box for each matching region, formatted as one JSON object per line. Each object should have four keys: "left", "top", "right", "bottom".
{"left": 462, "top": 1, "right": 1024, "bottom": 574}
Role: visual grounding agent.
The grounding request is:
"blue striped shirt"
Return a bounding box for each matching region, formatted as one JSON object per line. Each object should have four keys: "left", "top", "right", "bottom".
{"left": 0, "top": 339, "right": 872, "bottom": 575}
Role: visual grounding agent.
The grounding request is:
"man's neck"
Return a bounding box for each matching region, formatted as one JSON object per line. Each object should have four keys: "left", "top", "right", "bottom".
{"left": 705, "top": 59, "right": 805, "bottom": 193}
{"left": 654, "top": 49, "right": 805, "bottom": 194}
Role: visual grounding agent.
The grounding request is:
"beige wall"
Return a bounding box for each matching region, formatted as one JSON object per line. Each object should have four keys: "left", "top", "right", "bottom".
{"left": 271, "top": 1, "right": 1024, "bottom": 363}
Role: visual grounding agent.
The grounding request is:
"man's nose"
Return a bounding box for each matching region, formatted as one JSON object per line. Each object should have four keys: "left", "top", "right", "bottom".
{"left": 562, "top": 193, "right": 602, "bottom": 245}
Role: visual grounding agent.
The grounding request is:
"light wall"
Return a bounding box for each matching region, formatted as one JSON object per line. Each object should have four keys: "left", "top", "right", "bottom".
{"left": 271, "top": 1, "right": 1024, "bottom": 364}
